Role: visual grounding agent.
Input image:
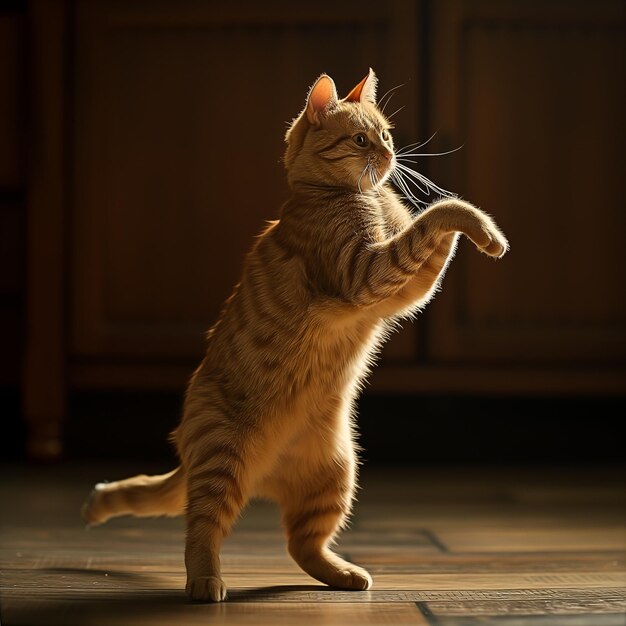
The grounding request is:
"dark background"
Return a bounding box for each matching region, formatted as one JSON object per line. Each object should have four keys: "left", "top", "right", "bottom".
{"left": 1, "top": 0, "right": 625, "bottom": 467}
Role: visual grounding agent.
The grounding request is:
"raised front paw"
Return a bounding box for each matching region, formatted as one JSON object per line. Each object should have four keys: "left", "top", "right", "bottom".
{"left": 423, "top": 199, "right": 509, "bottom": 259}
{"left": 478, "top": 224, "right": 509, "bottom": 258}
{"left": 186, "top": 575, "right": 228, "bottom": 602}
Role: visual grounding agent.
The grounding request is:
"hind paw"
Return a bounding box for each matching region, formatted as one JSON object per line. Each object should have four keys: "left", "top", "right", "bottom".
{"left": 186, "top": 576, "right": 228, "bottom": 602}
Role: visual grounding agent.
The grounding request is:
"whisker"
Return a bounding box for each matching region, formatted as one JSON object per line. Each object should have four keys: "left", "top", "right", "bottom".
{"left": 392, "top": 170, "right": 427, "bottom": 209}
{"left": 396, "top": 163, "right": 456, "bottom": 199}
{"left": 380, "top": 91, "right": 396, "bottom": 116}
{"left": 388, "top": 113, "right": 460, "bottom": 207}
{"left": 387, "top": 105, "right": 405, "bottom": 120}
{"left": 391, "top": 171, "right": 411, "bottom": 200}
{"left": 395, "top": 145, "right": 464, "bottom": 160}
{"left": 378, "top": 83, "right": 405, "bottom": 114}
{"left": 373, "top": 167, "right": 382, "bottom": 194}
{"left": 366, "top": 160, "right": 381, "bottom": 194}
{"left": 391, "top": 158, "right": 457, "bottom": 211}
{"left": 357, "top": 163, "right": 368, "bottom": 195}
{"left": 396, "top": 131, "right": 438, "bottom": 155}
{"left": 395, "top": 163, "right": 436, "bottom": 193}
{"left": 395, "top": 163, "right": 431, "bottom": 195}
{"left": 392, "top": 168, "right": 422, "bottom": 201}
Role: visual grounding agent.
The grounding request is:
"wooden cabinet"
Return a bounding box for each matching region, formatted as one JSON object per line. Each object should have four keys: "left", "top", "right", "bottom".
{"left": 20, "top": 0, "right": 626, "bottom": 457}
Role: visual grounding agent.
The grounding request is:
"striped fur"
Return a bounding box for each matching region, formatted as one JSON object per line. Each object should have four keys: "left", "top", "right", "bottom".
{"left": 81, "top": 71, "right": 508, "bottom": 602}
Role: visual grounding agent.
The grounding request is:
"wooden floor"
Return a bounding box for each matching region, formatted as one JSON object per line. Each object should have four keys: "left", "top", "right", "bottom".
{"left": 1, "top": 462, "right": 625, "bottom": 625}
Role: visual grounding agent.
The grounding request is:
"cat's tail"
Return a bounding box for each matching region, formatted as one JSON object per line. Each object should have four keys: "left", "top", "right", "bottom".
{"left": 81, "top": 466, "right": 187, "bottom": 527}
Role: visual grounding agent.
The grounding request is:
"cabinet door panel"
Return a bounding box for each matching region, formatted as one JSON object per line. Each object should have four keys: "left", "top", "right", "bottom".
{"left": 428, "top": 0, "right": 626, "bottom": 363}
{"left": 71, "top": 0, "right": 420, "bottom": 360}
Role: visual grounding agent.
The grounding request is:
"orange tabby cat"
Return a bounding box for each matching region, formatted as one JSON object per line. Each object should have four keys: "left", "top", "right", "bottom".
{"left": 82, "top": 69, "right": 508, "bottom": 602}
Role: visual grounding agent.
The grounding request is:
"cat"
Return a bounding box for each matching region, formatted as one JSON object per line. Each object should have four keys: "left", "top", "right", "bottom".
{"left": 81, "top": 69, "right": 509, "bottom": 602}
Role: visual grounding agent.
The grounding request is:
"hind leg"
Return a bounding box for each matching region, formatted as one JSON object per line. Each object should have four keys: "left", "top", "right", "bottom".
{"left": 183, "top": 440, "right": 252, "bottom": 602}
{"left": 280, "top": 451, "right": 372, "bottom": 591}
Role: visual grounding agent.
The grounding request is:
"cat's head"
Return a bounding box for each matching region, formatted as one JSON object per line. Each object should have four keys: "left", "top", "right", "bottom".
{"left": 285, "top": 69, "right": 395, "bottom": 192}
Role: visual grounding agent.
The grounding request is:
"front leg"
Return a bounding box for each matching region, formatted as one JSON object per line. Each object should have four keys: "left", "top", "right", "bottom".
{"left": 337, "top": 198, "right": 508, "bottom": 308}
{"left": 371, "top": 232, "right": 459, "bottom": 319}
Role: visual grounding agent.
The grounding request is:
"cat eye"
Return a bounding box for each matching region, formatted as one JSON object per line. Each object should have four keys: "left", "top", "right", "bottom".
{"left": 381, "top": 129, "right": 391, "bottom": 141}
{"left": 353, "top": 133, "right": 369, "bottom": 148}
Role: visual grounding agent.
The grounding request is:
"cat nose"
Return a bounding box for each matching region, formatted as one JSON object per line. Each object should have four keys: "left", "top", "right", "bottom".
{"left": 383, "top": 150, "right": 393, "bottom": 161}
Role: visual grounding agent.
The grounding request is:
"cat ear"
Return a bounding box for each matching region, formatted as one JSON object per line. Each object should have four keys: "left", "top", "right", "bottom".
{"left": 344, "top": 68, "right": 378, "bottom": 104}
{"left": 306, "top": 74, "right": 338, "bottom": 125}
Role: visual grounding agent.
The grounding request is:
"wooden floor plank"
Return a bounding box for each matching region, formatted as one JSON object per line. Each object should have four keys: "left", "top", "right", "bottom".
{"left": 424, "top": 596, "right": 626, "bottom": 616}
{"left": 436, "top": 528, "right": 626, "bottom": 552}
{"left": 423, "top": 614, "right": 626, "bottom": 626}
{"left": 1, "top": 599, "right": 430, "bottom": 626}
